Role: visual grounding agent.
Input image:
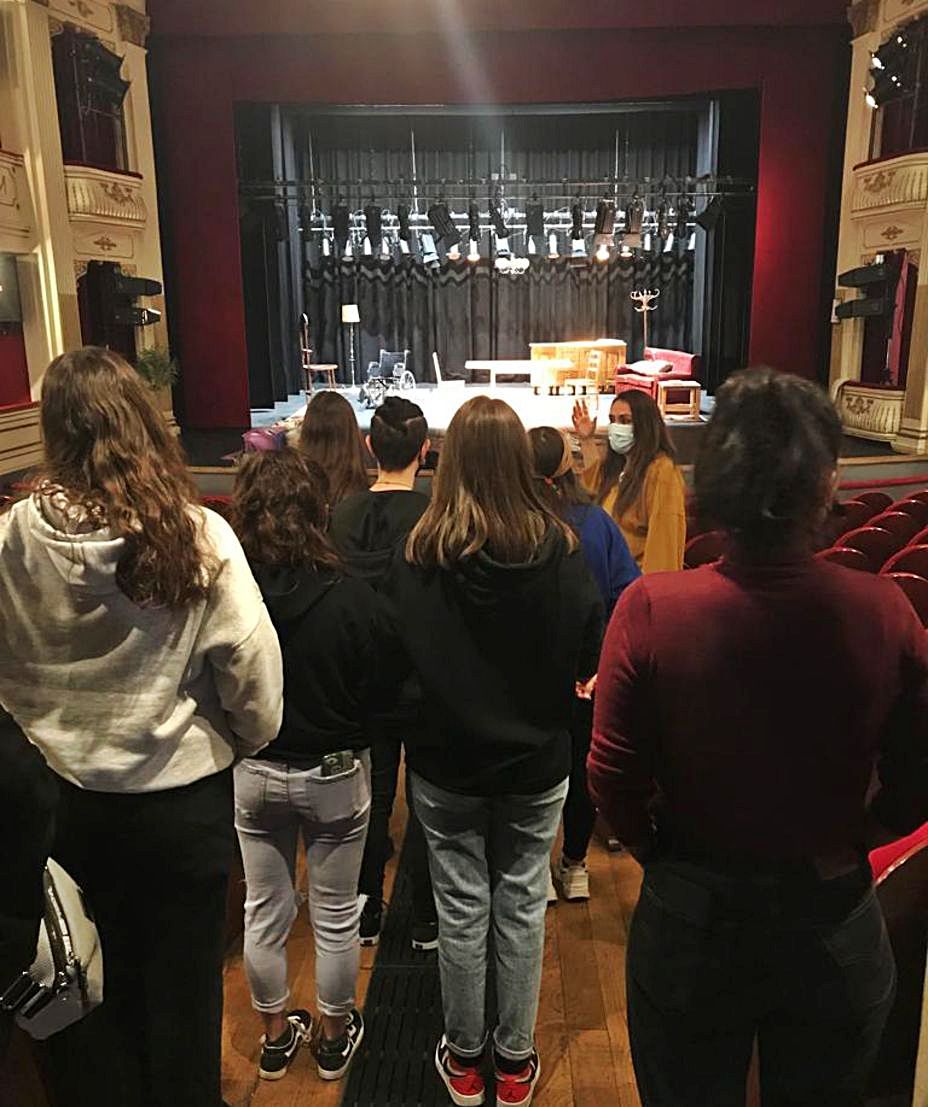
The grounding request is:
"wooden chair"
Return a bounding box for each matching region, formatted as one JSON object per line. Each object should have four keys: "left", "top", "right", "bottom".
{"left": 816, "top": 546, "right": 872, "bottom": 572}
{"left": 299, "top": 314, "right": 338, "bottom": 392}
{"left": 839, "top": 526, "right": 901, "bottom": 572}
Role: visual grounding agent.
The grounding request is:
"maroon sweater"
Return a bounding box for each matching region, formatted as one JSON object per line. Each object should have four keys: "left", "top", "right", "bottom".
{"left": 589, "top": 558, "right": 928, "bottom": 862}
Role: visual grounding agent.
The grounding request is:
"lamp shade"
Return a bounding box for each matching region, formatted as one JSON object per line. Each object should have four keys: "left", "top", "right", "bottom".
{"left": 341, "top": 304, "right": 360, "bottom": 324}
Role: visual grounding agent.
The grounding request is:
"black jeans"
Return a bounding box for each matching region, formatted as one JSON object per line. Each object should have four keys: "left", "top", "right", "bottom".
{"left": 562, "top": 698, "right": 596, "bottom": 862}
{"left": 627, "top": 857, "right": 896, "bottom": 1107}
{"left": 357, "top": 737, "right": 435, "bottom": 921}
{"left": 44, "top": 769, "right": 234, "bottom": 1107}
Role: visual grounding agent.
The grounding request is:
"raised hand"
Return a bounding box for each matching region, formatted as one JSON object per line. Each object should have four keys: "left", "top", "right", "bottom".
{"left": 571, "top": 398, "right": 596, "bottom": 439}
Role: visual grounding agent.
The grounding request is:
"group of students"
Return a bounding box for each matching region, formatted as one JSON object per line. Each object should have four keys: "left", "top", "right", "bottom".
{"left": 1, "top": 345, "right": 926, "bottom": 1107}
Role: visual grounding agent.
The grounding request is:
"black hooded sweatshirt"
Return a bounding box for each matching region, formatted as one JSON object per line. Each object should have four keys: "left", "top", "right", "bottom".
{"left": 382, "top": 529, "right": 604, "bottom": 796}
{"left": 249, "top": 564, "right": 382, "bottom": 763}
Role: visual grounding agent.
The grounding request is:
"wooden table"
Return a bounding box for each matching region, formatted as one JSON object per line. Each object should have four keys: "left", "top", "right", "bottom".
{"left": 465, "top": 358, "right": 574, "bottom": 391}
{"left": 529, "top": 339, "right": 628, "bottom": 392}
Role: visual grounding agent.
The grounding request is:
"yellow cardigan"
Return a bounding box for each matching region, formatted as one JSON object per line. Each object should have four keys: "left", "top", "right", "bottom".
{"left": 582, "top": 453, "right": 686, "bottom": 573}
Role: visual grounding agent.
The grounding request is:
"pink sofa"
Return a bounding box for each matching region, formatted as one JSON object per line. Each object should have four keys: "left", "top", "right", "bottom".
{"left": 614, "top": 346, "right": 701, "bottom": 397}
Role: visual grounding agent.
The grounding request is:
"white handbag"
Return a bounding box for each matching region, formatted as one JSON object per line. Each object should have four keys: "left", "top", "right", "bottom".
{"left": 0, "top": 858, "right": 103, "bottom": 1040}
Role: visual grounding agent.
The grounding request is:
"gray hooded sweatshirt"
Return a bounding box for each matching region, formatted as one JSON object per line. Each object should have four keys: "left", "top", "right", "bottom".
{"left": 0, "top": 496, "right": 282, "bottom": 792}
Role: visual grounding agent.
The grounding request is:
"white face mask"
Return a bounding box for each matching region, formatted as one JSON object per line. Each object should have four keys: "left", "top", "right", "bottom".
{"left": 607, "top": 421, "right": 635, "bottom": 455}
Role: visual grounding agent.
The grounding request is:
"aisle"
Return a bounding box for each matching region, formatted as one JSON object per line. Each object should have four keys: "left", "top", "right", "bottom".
{"left": 220, "top": 786, "right": 643, "bottom": 1107}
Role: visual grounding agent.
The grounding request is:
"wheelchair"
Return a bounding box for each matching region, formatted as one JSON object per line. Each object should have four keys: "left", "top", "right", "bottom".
{"left": 358, "top": 349, "right": 415, "bottom": 409}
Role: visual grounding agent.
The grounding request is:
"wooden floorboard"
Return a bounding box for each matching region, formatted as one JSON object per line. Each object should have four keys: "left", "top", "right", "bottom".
{"left": 221, "top": 800, "right": 641, "bottom": 1106}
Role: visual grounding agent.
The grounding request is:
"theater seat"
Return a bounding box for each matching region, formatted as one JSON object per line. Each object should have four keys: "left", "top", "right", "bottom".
{"left": 891, "top": 499, "right": 928, "bottom": 526}
{"left": 884, "top": 573, "right": 928, "bottom": 626}
{"left": 855, "top": 491, "right": 894, "bottom": 513}
{"left": 833, "top": 499, "right": 880, "bottom": 537}
{"left": 839, "top": 527, "right": 901, "bottom": 572}
{"left": 906, "top": 490, "right": 928, "bottom": 505}
{"left": 684, "top": 530, "right": 727, "bottom": 569}
{"left": 869, "top": 511, "right": 922, "bottom": 546}
{"left": 816, "top": 546, "right": 871, "bottom": 571}
{"left": 882, "top": 545, "right": 928, "bottom": 578}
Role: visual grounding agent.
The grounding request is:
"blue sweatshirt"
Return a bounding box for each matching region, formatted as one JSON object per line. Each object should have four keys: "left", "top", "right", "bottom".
{"left": 566, "top": 503, "right": 641, "bottom": 616}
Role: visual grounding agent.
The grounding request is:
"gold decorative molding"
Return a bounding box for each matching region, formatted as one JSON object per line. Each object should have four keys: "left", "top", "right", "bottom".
{"left": 849, "top": 0, "right": 880, "bottom": 37}
{"left": 852, "top": 152, "right": 928, "bottom": 212}
{"left": 73, "top": 223, "right": 136, "bottom": 261}
{"left": 882, "top": 223, "right": 906, "bottom": 240}
{"left": 49, "top": 0, "right": 113, "bottom": 34}
{"left": 64, "top": 164, "right": 147, "bottom": 226}
{"left": 836, "top": 382, "right": 905, "bottom": 443}
{"left": 0, "top": 150, "right": 34, "bottom": 245}
{"left": 31, "top": 0, "right": 50, "bottom": 6}
{"left": 114, "top": 4, "right": 150, "bottom": 47}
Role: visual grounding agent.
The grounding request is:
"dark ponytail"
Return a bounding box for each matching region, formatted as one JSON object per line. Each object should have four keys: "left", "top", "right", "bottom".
{"left": 694, "top": 367, "right": 841, "bottom": 556}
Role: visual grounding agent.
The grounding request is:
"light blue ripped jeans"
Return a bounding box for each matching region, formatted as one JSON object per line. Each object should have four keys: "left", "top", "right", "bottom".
{"left": 234, "top": 752, "right": 370, "bottom": 1018}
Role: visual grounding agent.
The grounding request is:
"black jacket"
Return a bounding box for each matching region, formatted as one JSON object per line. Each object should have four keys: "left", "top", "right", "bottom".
{"left": 250, "top": 564, "right": 382, "bottom": 763}
{"left": 330, "top": 490, "right": 429, "bottom": 736}
{"left": 382, "top": 529, "right": 604, "bottom": 796}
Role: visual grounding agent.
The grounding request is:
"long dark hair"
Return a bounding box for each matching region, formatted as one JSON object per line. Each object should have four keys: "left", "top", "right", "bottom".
{"left": 695, "top": 367, "right": 841, "bottom": 557}
{"left": 230, "top": 448, "right": 340, "bottom": 571}
{"left": 528, "top": 425, "right": 590, "bottom": 528}
{"left": 37, "top": 346, "right": 213, "bottom": 609}
{"left": 298, "top": 390, "right": 368, "bottom": 504}
{"left": 407, "top": 397, "right": 577, "bottom": 568}
{"left": 598, "top": 390, "right": 676, "bottom": 519}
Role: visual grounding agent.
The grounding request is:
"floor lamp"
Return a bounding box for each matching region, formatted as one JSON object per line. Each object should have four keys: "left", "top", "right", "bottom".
{"left": 341, "top": 303, "right": 360, "bottom": 387}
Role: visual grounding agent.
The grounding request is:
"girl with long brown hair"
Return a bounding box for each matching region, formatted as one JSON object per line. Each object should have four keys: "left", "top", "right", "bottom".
{"left": 385, "top": 396, "right": 602, "bottom": 1107}
{"left": 229, "top": 449, "right": 380, "bottom": 1084}
{"left": 0, "top": 347, "right": 283, "bottom": 1107}
{"left": 298, "top": 389, "right": 368, "bottom": 504}
{"left": 572, "top": 389, "right": 686, "bottom": 572}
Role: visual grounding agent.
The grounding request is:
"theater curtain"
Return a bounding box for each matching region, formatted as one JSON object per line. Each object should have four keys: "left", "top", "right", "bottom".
{"left": 304, "top": 251, "right": 693, "bottom": 385}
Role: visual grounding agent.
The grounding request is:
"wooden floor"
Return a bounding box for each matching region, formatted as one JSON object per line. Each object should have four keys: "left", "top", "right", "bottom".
{"left": 220, "top": 787, "right": 643, "bottom": 1107}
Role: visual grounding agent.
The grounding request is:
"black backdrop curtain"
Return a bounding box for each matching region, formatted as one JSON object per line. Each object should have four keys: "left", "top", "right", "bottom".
{"left": 305, "top": 251, "right": 693, "bottom": 385}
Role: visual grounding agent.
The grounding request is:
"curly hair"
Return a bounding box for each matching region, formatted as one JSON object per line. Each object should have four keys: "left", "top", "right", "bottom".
{"left": 229, "top": 448, "right": 340, "bottom": 571}
{"left": 694, "top": 367, "right": 842, "bottom": 556}
{"left": 298, "top": 390, "right": 368, "bottom": 504}
{"left": 37, "top": 346, "right": 214, "bottom": 609}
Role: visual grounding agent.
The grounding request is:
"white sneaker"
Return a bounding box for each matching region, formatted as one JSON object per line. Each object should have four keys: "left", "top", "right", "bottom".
{"left": 546, "top": 868, "right": 557, "bottom": 905}
{"left": 553, "top": 857, "right": 590, "bottom": 901}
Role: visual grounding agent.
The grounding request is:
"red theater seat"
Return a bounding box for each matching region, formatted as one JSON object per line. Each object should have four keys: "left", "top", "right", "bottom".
{"left": 684, "top": 530, "right": 727, "bottom": 569}
{"left": 885, "top": 572, "right": 928, "bottom": 626}
{"left": 869, "top": 511, "right": 922, "bottom": 546}
{"left": 891, "top": 498, "right": 928, "bottom": 525}
{"left": 839, "top": 526, "right": 900, "bottom": 572}
{"left": 905, "top": 490, "right": 928, "bottom": 505}
{"left": 882, "top": 545, "right": 928, "bottom": 578}
{"left": 834, "top": 499, "right": 879, "bottom": 536}
{"left": 816, "top": 546, "right": 871, "bottom": 571}
{"left": 854, "top": 491, "right": 894, "bottom": 513}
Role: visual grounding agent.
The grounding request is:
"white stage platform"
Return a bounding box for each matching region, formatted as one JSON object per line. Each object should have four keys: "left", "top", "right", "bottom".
{"left": 251, "top": 382, "right": 710, "bottom": 438}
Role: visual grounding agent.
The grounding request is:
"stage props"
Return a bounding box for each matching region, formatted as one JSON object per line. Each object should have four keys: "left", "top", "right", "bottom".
{"left": 630, "top": 288, "right": 661, "bottom": 353}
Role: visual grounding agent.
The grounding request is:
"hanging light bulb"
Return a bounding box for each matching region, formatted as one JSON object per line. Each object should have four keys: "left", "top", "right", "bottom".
{"left": 381, "top": 237, "right": 390, "bottom": 259}
{"left": 343, "top": 237, "right": 353, "bottom": 259}
{"left": 865, "top": 91, "right": 878, "bottom": 109}
{"left": 448, "top": 241, "right": 462, "bottom": 261}
{"left": 467, "top": 238, "right": 480, "bottom": 263}
{"left": 363, "top": 237, "right": 373, "bottom": 256}
{"left": 528, "top": 236, "right": 537, "bottom": 255}
{"left": 322, "top": 235, "right": 331, "bottom": 257}
{"left": 619, "top": 243, "right": 633, "bottom": 259}
{"left": 643, "top": 231, "right": 652, "bottom": 252}
{"left": 594, "top": 241, "right": 610, "bottom": 263}
{"left": 687, "top": 231, "right": 697, "bottom": 251}
{"left": 547, "top": 232, "right": 559, "bottom": 260}
{"left": 663, "top": 231, "right": 674, "bottom": 254}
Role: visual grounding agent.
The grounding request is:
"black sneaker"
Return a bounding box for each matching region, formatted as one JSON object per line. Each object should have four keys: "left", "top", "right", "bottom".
{"left": 315, "top": 1008, "right": 364, "bottom": 1080}
{"left": 359, "top": 897, "right": 382, "bottom": 947}
{"left": 411, "top": 918, "right": 439, "bottom": 951}
{"left": 257, "top": 1009, "right": 311, "bottom": 1081}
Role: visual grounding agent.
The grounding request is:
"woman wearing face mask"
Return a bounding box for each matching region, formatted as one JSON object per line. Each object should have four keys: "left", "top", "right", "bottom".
{"left": 572, "top": 390, "right": 686, "bottom": 573}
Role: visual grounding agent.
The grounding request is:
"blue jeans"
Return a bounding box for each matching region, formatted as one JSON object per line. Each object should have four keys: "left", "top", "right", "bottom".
{"left": 411, "top": 772, "right": 568, "bottom": 1062}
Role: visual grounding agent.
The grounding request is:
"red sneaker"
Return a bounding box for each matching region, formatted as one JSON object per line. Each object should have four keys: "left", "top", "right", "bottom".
{"left": 494, "top": 1051, "right": 541, "bottom": 1106}
{"left": 435, "top": 1036, "right": 485, "bottom": 1106}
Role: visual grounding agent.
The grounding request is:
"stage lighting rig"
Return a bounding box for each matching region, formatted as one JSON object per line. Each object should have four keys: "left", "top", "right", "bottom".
{"left": 623, "top": 192, "right": 645, "bottom": 249}
{"left": 428, "top": 201, "right": 460, "bottom": 248}
{"left": 332, "top": 200, "right": 350, "bottom": 257}
{"left": 489, "top": 198, "right": 512, "bottom": 266}
{"left": 397, "top": 204, "right": 412, "bottom": 254}
{"left": 364, "top": 201, "right": 383, "bottom": 251}
{"left": 593, "top": 200, "right": 615, "bottom": 262}
{"left": 568, "top": 201, "right": 587, "bottom": 266}
{"left": 420, "top": 232, "right": 441, "bottom": 270}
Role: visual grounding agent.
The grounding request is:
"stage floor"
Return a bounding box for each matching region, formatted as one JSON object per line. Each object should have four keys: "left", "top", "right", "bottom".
{"left": 251, "top": 382, "right": 711, "bottom": 435}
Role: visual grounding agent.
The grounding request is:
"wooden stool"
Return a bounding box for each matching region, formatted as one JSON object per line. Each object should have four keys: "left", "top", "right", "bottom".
{"left": 656, "top": 379, "right": 701, "bottom": 420}
{"left": 303, "top": 363, "right": 339, "bottom": 393}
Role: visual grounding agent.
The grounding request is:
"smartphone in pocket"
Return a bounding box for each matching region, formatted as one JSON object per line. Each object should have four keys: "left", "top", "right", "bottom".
{"left": 321, "top": 750, "right": 356, "bottom": 779}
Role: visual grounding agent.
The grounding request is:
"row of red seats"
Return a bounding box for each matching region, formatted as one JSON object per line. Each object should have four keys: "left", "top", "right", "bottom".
{"left": 685, "top": 490, "right": 928, "bottom": 627}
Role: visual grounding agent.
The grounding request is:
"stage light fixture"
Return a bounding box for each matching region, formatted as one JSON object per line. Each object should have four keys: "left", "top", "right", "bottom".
{"left": 448, "top": 241, "right": 462, "bottom": 261}
{"left": 322, "top": 235, "right": 331, "bottom": 257}
{"left": 663, "top": 231, "right": 674, "bottom": 254}
{"left": 428, "top": 201, "right": 460, "bottom": 247}
{"left": 871, "top": 53, "right": 885, "bottom": 70}
{"left": 421, "top": 232, "right": 440, "bottom": 270}
{"left": 594, "top": 241, "right": 610, "bottom": 263}
{"left": 866, "top": 91, "right": 879, "bottom": 109}
{"left": 489, "top": 199, "right": 511, "bottom": 259}
{"left": 467, "top": 239, "right": 480, "bottom": 263}
{"left": 623, "top": 192, "right": 645, "bottom": 249}
{"left": 619, "top": 243, "right": 634, "bottom": 259}
{"left": 363, "top": 237, "right": 373, "bottom": 256}
{"left": 332, "top": 200, "right": 350, "bottom": 256}
{"left": 547, "top": 233, "right": 559, "bottom": 259}
{"left": 593, "top": 200, "right": 615, "bottom": 248}
{"left": 397, "top": 204, "right": 412, "bottom": 255}
{"left": 364, "top": 202, "right": 383, "bottom": 251}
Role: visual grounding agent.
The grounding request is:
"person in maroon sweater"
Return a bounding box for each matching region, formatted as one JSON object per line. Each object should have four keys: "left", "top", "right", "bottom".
{"left": 589, "top": 368, "right": 928, "bottom": 1107}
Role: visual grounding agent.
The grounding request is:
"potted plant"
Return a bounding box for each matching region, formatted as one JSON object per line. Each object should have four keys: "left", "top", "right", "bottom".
{"left": 134, "top": 347, "right": 178, "bottom": 414}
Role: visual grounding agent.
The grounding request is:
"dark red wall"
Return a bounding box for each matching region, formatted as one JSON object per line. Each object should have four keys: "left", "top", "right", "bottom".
{"left": 0, "top": 328, "right": 31, "bottom": 408}
{"left": 150, "top": 25, "right": 847, "bottom": 428}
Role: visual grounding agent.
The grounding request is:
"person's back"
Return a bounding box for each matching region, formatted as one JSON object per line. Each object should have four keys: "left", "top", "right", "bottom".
{"left": 599, "top": 557, "right": 926, "bottom": 861}
{"left": 590, "top": 368, "right": 928, "bottom": 1107}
